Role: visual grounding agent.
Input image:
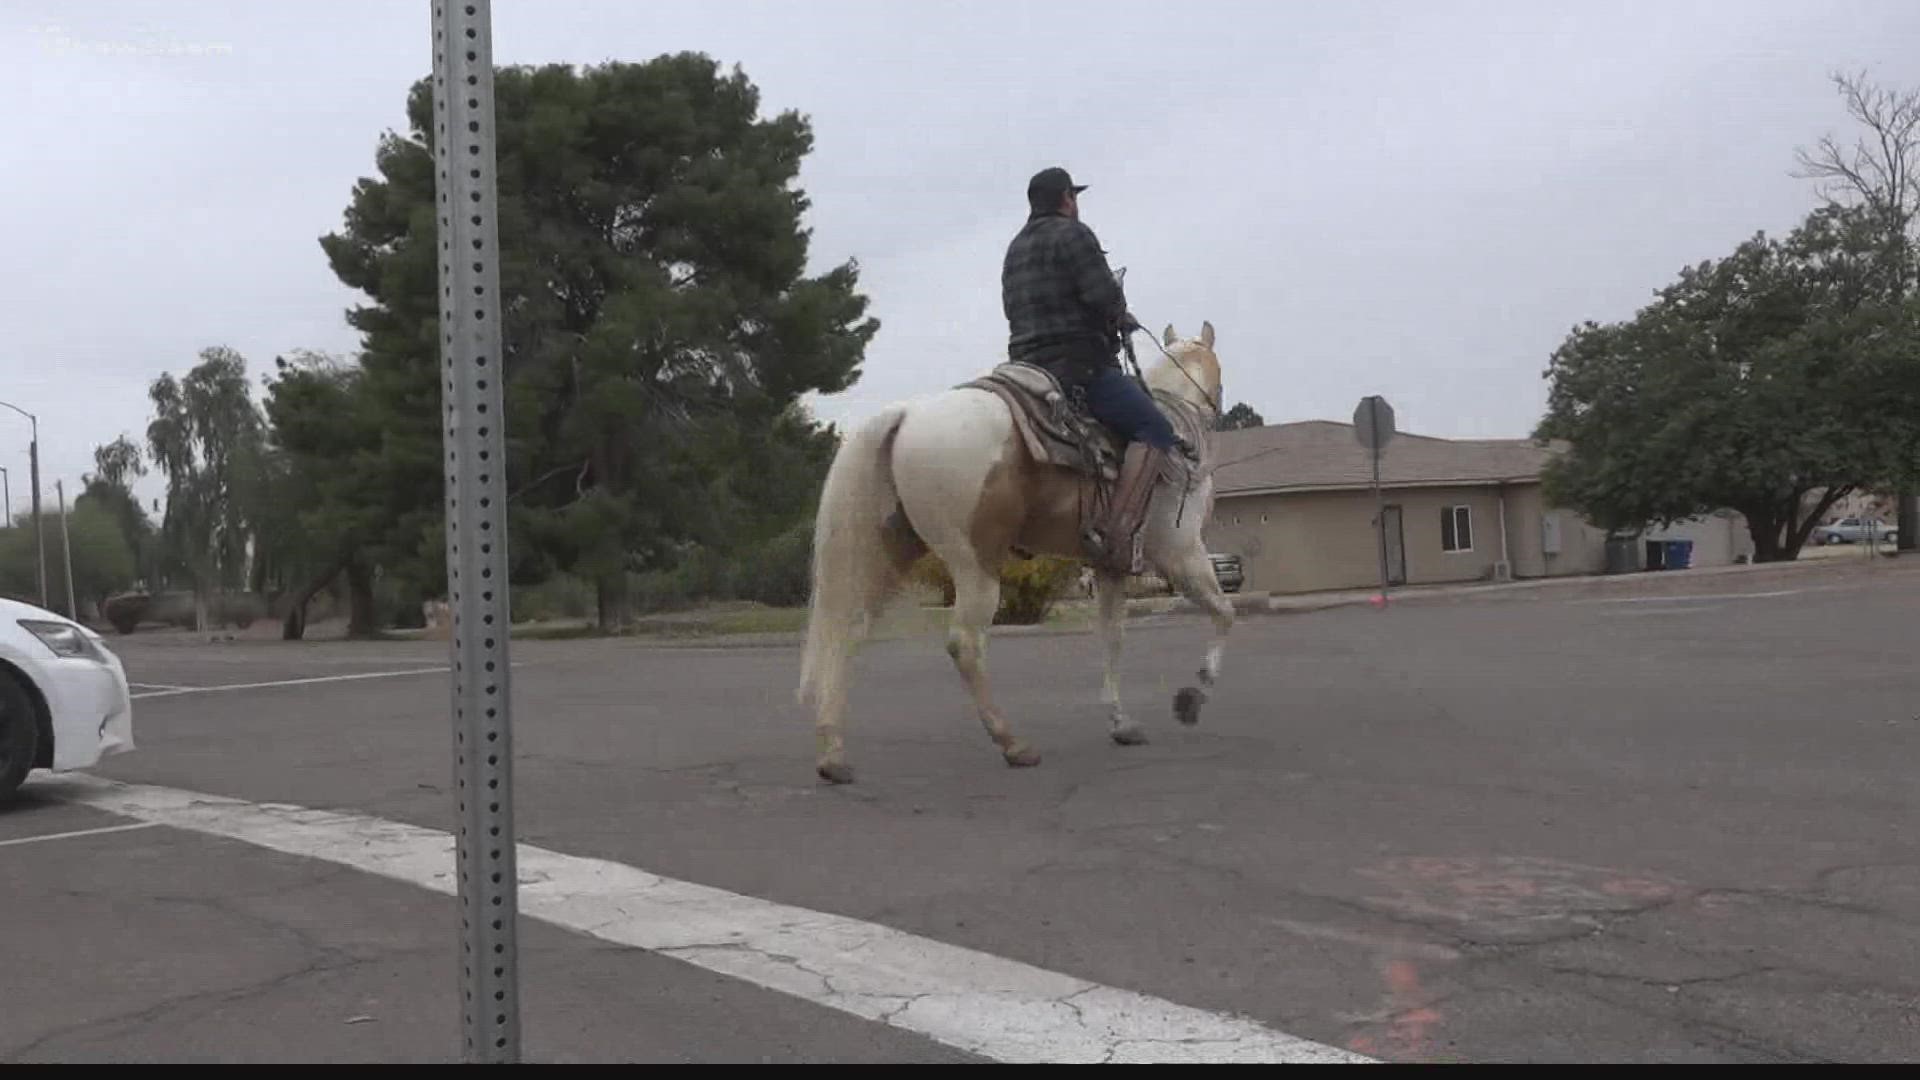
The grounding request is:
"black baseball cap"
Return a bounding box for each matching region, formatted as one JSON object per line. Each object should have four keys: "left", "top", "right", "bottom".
{"left": 1027, "top": 166, "right": 1088, "bottom": 203}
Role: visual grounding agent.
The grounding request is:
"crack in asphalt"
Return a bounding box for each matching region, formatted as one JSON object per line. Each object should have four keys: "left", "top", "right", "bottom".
{"left": 1539, "top": 964, "right": 1784, "bottom": 992}
{"left": 1546, "top": 974, "right": 1832, "bottom": 1064}
{"left": 1812, "top": 859, "right": 1920, "bottom": 890}
{"left": 1047, "top": 842, "right": 1916, "bottom": 1063}
{"left": 1694, "top": 885, "right": 1920, "bottom": 929}
{"left": 7, "top": 864, "right": 448, "bottom": 1061}
{"left": 0, "top": 946, "right": 440, "bottom": 1063}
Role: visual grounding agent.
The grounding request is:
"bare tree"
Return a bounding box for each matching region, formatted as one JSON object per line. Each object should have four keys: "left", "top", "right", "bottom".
{"left": 1795, "top": 70, "right": 1920, "bottom": 549}
{"left": 1796, "top": 72, "right": 1920, "bottom": 219}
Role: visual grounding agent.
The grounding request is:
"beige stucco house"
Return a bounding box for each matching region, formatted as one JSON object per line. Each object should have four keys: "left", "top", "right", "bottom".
{"left": 1202, "top": 421, "right": 1753, "bottom": 595}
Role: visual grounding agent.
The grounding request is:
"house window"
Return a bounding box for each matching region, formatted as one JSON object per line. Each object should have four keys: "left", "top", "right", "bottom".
{"left": 1441, "top": 505, "right": 1473, "bottom": 553}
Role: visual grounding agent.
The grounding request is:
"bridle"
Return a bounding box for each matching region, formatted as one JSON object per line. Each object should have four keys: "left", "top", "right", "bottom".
{"left": 1122, "top": 328, "right": 1222, "bottom": 418}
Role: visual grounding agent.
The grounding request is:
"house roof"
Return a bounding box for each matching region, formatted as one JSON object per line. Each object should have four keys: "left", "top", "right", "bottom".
{"left": 1210, "top": 420, "right": 1560, "bottom": 497}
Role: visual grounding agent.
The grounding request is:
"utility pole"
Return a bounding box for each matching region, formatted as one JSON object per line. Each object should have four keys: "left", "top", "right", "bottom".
{"left": 56, "top": 480, "right": 77, "bottom": 620}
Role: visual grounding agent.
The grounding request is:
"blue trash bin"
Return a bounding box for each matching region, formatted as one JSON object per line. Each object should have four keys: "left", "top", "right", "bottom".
{"left": 1667, "top": 539, "right": 1694, "bottom": 570}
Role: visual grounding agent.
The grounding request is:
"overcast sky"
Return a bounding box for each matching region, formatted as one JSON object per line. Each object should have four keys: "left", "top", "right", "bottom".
{"left": 2, "top": 1, "right": 1916, "bottom": 519}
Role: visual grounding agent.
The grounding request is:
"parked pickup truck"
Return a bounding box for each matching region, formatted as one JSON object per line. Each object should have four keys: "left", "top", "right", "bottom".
{"left": 1209, "top": 553, "right": 1244, "bottom": 593}
{"left": 1815, "top": 517, "right": 1897, "bottom": 546}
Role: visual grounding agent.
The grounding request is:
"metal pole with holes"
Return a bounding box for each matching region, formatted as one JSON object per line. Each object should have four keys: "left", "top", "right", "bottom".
{"left": 1352, "top": 395, "right": 1396, "bottom": 603}
{"left": 429, "top": 0, "right": 519, "bottom": 1062}
{"left": 1370, "top": 415, "right": 1388, "bottom": 601}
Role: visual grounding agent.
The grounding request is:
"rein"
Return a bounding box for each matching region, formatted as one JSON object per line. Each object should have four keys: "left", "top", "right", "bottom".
{"left": 1115, "top": 313, "right": 1223, "bottom": 532}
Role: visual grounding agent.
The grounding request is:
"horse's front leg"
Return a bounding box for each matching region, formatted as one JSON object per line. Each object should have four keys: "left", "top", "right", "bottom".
{"left": 1163, "top": 543, "right": 1235, "bottom": 726}
{"left": 1094, "top": 569, "right": 1147, "bottom": 746}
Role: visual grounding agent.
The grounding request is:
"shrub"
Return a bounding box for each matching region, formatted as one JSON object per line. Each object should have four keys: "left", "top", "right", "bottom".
{"left": 514, "top": 574, "right": 595, "bottom": 621}
{"left": 735, "top": 521, "right": 813, "bottom": 607}
{"left": 995, "top": 555, "right": 1080, "bottom": 624}
{"left": 908, "top": 553, "right": 1081, "bottom": 625}
{"left": 909, "top": 554, "right": 957, "bottom": 606}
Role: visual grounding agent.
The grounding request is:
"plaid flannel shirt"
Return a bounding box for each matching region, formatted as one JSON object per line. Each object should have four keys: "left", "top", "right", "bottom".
{"left": 1001, "top": 210, "right": 1129, "bottom": 380}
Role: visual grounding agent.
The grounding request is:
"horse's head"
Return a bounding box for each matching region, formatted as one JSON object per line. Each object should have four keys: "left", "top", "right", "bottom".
{"left": 1144, "top": 321, "right": 1223, "bottom": 419}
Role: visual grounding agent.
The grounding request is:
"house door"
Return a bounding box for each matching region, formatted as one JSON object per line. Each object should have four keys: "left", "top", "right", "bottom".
{"left": 1382, "top": 504, "right": 1407, "bottom": 586}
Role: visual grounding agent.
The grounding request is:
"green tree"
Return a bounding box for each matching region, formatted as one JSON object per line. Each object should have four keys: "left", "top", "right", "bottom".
{"left": 146, "top": 346, "right": 267, "bottom": 628}
{"left": 59, "top": 504, "right": 137, "bottom": 617}
{"left": 259, "top": 349, "right": 385, "bottom": 638}
{"left": 90, "top": 434, "right": 145, "bottom": 490}
{"left": 1214, "top": 402, "right": 1264, "bottom": 431}
{"left": 0, "top": 504, "right": 133, "bottom": 617}
{"left": 1537, "top": 207, "right": 1912, "bottom": 561}
{"left": 0, "top": 524, "right": 42, "bottom": 602}
{"left": 77, "top": 434, "right": 156, "bottom": 587}
{"left": 318, "top": 53, "right": 878, "bottom": 630}
{"left": 669, "top": 404, "right": 838, "bottom": 551}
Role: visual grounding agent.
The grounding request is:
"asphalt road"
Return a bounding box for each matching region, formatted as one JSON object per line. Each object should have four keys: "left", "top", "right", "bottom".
{"left": 4, "top": 559, "right": 1916, "bottom": 1062}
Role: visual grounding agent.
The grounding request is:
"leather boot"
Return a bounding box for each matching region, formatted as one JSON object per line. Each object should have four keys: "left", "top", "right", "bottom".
{"left": 1083, "top": 442, "right": 1167, "bottom": 575}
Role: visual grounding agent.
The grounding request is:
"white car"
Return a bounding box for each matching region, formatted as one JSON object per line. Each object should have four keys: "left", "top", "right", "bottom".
{"left": 0, "top": 596, "right": 135, "bottom": 804}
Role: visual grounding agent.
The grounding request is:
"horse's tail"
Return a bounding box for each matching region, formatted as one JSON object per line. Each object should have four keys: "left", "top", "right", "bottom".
{"left": 798, "top": 401, "right": 913, "bottom": 716}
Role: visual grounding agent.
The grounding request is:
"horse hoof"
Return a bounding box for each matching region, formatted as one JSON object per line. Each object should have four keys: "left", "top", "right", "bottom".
{"left": 1004, "top": 742, "right": 1043, "bottom": 768}
{"left": 1173, "top": 687, "right": 1205, "bottom": 726}
{"left": 1110, "top": 721, "right": 1149, "bottom": 746}
{"left": 817, "top": 760, "right": 855, "bottom": 785}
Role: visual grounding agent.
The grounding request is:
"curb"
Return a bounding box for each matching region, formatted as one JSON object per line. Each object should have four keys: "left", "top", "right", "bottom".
{"left": 1167, "top": 550, "right": 1914, "bottom": 618}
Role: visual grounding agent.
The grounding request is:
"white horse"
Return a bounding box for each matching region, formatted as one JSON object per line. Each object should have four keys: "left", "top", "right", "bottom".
{"left": 797, "top": 323, "right": 1233, "bottom": 784}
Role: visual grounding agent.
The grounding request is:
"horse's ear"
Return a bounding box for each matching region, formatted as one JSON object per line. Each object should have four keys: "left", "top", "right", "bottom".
{"left": 1162, "top": 324, "right": 1178, "bottom": 346}
{"left": 1200, "top": 321, "right": 1216, "bottom": 348}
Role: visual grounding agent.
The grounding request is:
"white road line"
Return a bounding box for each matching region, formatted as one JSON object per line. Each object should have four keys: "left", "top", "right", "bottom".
{"left": 43, "top": 775, "right": 1372, "bottom": 1064}
{"left": 1597, "top": 606, "right": 1723, "bottom": 618}
{"left": 130, "top": 667, "right": 451, "bottom": 700}
{"left": 128, "top": 682, "right": 197, "bottom": 692}
{"left": 0, "top": 820, "right": 161, "bottom": 849}
{"left": 1572, "top": 587, "right": 1815, "bottom": 605}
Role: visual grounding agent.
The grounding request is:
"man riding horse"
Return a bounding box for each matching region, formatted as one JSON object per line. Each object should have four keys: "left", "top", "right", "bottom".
{"left": 1001, "top": 166, "right": 1196, "bottom": 576}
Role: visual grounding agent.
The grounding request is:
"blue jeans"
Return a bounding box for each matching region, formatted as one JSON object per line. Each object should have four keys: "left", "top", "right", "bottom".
{"left": 1084, "top": 367, "right": 1178, "bottom": 451}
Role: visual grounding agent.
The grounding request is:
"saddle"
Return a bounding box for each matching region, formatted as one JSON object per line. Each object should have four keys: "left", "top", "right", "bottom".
{"left": 958, "top": 362, "right": 1124, "bottom": 482}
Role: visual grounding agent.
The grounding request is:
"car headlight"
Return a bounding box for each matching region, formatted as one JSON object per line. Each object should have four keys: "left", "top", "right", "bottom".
{"left": 19, "top": 619, "right": 105, "bottom": 662}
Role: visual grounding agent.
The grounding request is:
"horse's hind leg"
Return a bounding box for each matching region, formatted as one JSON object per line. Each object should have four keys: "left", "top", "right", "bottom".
{"left": 946, "top": 559, "right": 1042, "bottom": 769}
{"left": 808, "top": 501, "right": 925, "bottom": 786}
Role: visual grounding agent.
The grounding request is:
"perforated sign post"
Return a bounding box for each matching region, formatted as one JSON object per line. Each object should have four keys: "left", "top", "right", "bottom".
{"left": 430, "top": 0, "right": 520, "bottom": 1063}
{"left": 1353, "top": 395, "right": 1397, "bottom": 604}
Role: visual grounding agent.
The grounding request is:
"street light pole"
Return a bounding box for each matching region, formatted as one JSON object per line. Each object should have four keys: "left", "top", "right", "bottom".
{"left": 1, "top": 465, "right": 10, "bottom": 528}
{"left": 0, "top": 400, "right": 45, "bottom": 607}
